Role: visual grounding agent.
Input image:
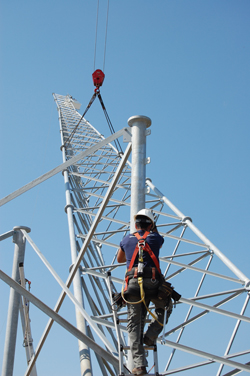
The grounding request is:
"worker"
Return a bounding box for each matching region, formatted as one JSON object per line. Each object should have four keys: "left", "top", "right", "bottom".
{"left": 117, "top": 209, "right": 173, "bottom": 376}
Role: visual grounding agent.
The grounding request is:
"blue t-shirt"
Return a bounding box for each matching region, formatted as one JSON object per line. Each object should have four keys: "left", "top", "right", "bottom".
{"left": 120, "top": 230, "right": 164, "bottom": 269}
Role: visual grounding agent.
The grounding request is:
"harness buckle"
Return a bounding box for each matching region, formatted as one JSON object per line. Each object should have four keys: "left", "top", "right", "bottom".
{"left": 138, "top": 263, "right": 144, "bottom": 275}
{"left": 138, "top": 239, "right": 146, "bottom": 248}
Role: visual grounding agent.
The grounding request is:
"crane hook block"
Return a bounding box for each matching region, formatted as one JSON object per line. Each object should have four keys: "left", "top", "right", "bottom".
{"left": 92, "top": 69, "right": 105, "bottom": 91}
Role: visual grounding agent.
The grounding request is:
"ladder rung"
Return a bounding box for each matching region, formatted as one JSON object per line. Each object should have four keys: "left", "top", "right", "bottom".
{"left": 121, "top": 346, "right": 130, "bottom": 350}
{"left": 144, "top": 345, "right": 156, "bottom": 350}
{"left": 121, "top": 345, "right": 156, "bottom": 351}
{"left": 118, "top": 319, "right": 151, "bottom": 323}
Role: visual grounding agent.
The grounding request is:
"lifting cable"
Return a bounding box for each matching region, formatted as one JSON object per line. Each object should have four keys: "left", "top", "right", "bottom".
{"left": 64, "top": 0, "right": 123, "bottom": 156}
{"left": 93, "top": 0, "right": 99, "bottom": 71}
{"left": 103, "top": 0, "right": 110, "bottom": 72}
{"left": 93, "top": 0, "right": 110, "bottom": 72}
{"left": 64, "top": 75, "right": 123, "bottom": 156}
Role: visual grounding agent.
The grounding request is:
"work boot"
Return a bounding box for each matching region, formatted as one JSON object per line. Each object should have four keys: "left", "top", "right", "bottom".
{"left": 132, "top": 366, "right": 147, "bottom": 375}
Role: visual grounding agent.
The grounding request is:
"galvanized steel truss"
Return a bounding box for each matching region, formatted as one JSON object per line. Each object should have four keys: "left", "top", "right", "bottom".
{"left": 53, "top": 94, "right": 250, "bottom": 375}
{"left": 1, "top": 93, "right": 250, "bottom": 376}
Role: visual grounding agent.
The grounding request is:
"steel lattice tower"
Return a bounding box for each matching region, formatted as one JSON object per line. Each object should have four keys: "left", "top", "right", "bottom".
{"left": 53, "top": 93, "right": 250, "bottom": 376}
{"left": 1, "top": 93, "right": 250, "bottom": 376}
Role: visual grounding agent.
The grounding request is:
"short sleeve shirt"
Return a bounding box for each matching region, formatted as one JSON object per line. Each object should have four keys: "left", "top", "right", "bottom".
{"left": 120, "top": 230, "right": 164, "bottom": 269}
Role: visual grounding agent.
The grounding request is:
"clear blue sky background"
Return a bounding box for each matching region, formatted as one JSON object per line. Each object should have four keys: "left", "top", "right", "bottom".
{"left": 0, "top": 1, "right": 249, "bottom": 375}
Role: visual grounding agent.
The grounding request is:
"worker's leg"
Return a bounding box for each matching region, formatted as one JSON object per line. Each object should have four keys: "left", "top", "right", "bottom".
{"left": 144, "top": 297, "right": 173, "bottom": 342}
{"left": 127, "top": 296, "right": 148, "bottom": 368}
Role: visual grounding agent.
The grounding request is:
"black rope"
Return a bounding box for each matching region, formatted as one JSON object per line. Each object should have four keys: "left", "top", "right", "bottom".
{"left": 64, "top": 91, "right": 123, "bottom": 157}
{"left": 64, "top": 93, "right": 97, "bottom": 148}
{"left": 97, "top": 92, "right": 123, "bottom": 155}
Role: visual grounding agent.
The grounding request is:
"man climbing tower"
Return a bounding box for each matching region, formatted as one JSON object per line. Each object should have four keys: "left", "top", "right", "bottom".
{"left": 117, "top": 209, "right": 173, "bottom": 376}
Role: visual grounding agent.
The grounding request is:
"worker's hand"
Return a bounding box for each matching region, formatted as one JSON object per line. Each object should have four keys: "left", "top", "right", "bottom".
{"left": 152, "top": 224, "right": 158, "bottom": 233}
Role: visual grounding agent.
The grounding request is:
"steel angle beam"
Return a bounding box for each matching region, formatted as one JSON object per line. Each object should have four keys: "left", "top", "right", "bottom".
{"left": 78, "top": 234, "right": 120, "bottom": 249}
{"left": 162, "top": 291, "right": 243, "bottom": 338}
{"left": 75, "top": 210, "right": 130, "bottom": 227}
{"left": 165, "top": 259, "right": 244, "bottom": 284}
{"left": 161, "top": 339, "right": 250, "bottom": 373}
{"left": 160, "top": 250, "right": 210, "bottom": 259}
{"left": 81, "top": 268, "right": 124, "bottom": 285}
{"left": 185, "top": 288, "right": 245, "bottom": 302}
{"left": 180, "top": 297, "right": 250, "bottom": 323}
{"left": 161, "top": 350, "right": 250, "bottom": 375}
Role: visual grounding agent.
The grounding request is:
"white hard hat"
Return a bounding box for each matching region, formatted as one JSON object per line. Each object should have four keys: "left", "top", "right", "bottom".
{"left": 134, "top": 209, "right": 154, "bottom": 225}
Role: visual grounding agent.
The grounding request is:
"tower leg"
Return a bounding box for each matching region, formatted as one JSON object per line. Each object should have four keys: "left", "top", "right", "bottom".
{"left": 19, "top": 263, "right": 37, "bottom": 376}
{"left": 60, "top": 118, "right": 92, "bottom": 375}
{"left": 2, "top": 226, "right": 30, "bottom": 376}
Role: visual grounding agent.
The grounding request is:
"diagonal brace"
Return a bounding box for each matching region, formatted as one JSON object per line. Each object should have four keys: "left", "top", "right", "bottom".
{"left": 0, "top": 269, "right": 119, "bottom": 369}
{"left": 0, "top": 128, "right": 128, "bottom": 207}
{"left": 24, "top": 142, "right": 132, "bottom": 376}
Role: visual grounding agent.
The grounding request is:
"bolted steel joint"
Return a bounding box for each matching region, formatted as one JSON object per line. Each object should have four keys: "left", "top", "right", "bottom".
{"left": 64, "top": 204, "right": 74, "bottom": 213}
{"left": 182, "top": 216, "right": 192, "bottom": 224}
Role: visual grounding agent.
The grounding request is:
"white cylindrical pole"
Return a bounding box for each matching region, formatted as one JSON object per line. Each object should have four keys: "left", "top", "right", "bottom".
{"left": 128, "top": 115, "right": 151, "bottom": 233}
{"left": 59, "top": 110, "right": 92, "bottom": 376}
{"left": 2, "top": 226, "right": 31, "bottom": 376}
{"left": 127, "top": 115, "right": 151, "bottom": 370}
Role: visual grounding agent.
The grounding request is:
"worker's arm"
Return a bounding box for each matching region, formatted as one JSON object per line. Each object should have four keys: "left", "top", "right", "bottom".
{"left": 117, "top": 247, "right": 127, "bottom": 263}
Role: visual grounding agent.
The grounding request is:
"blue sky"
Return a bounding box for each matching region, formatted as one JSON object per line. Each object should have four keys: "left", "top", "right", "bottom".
{"left": 0, "top": 1, "right": 250, "bottom": 375}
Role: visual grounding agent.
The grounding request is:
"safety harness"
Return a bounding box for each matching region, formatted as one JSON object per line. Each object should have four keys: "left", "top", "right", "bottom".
{"left": 121, "top": 231, "right": 164, "bottom": 326}
{"left": 123, "top": 231, "right": 161, "bottom": 291}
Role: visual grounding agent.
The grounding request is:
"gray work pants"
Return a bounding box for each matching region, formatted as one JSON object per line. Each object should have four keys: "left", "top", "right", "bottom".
{"left": 126, "top": 278, "right": 172, "bottom": 369}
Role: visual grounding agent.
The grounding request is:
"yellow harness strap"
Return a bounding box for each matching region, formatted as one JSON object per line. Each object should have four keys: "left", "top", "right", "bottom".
{"left": 121, "top": 277, "right": 163, "bottom": 327}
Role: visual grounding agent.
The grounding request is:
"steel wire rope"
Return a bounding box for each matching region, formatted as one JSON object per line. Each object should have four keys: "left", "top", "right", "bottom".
{"left": 66, "top": 1, "right": 122, "bottom": 157}
{"left": 93, "top": 0, "right": 99, "bottom": 71}
{"left": 94, "top": 0, "right": 109, "bottom": 73}
{"left": 97, "top": 92, "right": 123, "bottom": 155}
{"left": 103, "top": 0, "right": 110, "bottom": 72}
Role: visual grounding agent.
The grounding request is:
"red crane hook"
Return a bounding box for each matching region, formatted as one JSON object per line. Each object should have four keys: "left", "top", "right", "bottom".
{"left": 92, "top": 69, "right": 105, "bottom": 92}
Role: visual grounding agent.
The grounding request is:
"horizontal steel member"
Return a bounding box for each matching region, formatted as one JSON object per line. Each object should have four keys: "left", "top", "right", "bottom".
{"left": 180, "top": 297, "right": 250, "bottom": 323}
{"left": 162, "top": 259, "right": 244, "bottom": 285}
{"left": 161, "top": 349, "right": 250, "bottom": 375}
{"left": 161, "top": 338, "right": 250, "bottom": 373}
